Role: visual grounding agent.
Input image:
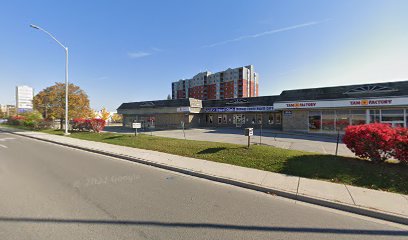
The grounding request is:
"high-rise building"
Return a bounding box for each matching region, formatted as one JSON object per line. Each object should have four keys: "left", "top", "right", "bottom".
{"left": 16, "top": 85, "right": 34, "bottom": 113}
{"left": 172, "top": 65, "right": 259, "bottom": 100}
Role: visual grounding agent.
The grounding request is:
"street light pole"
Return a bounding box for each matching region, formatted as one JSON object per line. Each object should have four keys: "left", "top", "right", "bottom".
{"left": 30, "top": 24, "right": 70, "bottom": 135}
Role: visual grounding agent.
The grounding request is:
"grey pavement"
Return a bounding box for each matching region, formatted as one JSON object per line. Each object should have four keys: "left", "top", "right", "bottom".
{"left": 0, "top": 131, "right": 407, "bottom": 239}
{"left": 104, "top": 126, "right": 355, "bottom": 157}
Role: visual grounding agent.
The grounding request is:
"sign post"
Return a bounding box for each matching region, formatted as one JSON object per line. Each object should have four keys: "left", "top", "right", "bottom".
{"left": 244, "top": 128, "right": 253, "bottom": 148}
{"left": 181, "top": 121, "right": 186, "bottom": 140}
{"left": 335, "top": 128, "right": 340, "bottom": 156}
{"left": 132, "top": 122, "right": 141, "bottom": 136}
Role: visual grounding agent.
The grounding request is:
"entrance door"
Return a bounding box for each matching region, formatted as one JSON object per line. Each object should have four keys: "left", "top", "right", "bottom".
{"left": 235, "top": 115, "right": 241, "bottom": 127}
{"left": 235, "top": 114, "right": 244, "bottom": 127}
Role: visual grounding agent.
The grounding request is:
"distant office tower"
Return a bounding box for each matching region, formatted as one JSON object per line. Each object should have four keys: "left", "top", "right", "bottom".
{"left": 172, "top": 65, "right": 259, "bottom": 100}
{"left": 16, "top": 85, "right": 34, "bottom": 113}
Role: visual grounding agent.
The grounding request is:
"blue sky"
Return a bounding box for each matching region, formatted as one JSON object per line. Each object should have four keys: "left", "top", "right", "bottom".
{"left": 1, "top": 0, "right": 408, "bottom": 111}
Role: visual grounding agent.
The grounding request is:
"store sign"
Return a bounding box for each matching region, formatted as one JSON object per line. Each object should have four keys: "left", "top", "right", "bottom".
{"left": 349, "top": 99, "right": 393, "bottom": 106}
{"left": 132, "top": 123, "right": 141, "bottom": 129}
{"left": 204, "top": 106, "right": 274, "bottom": 113}
{"left": 177, "top": 107, "right": 191, "bottom": 112}
{"left": 283, "top": 110, "right": 293, "bottom": 116}
{"left": 225, "top": 99, "right": 249, "bottom": 105}
{"left": 274, "top": 97, "right": 408, "bottom": 109}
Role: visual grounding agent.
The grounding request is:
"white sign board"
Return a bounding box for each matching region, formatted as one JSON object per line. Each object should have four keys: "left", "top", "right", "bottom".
{"left": 16, "top": 86, "right": 34, "bottom": 110}
{"left": 245, "top": 128, "right": 253, "bottom": 136}
{"left": 274, "top": 97, "right": 408, "bottom": 109}
{"left": 132, "top": 122, "right": 141, "bottom": 129}
{"left": 177, "top": 107, "right": 191, "bottom": 112}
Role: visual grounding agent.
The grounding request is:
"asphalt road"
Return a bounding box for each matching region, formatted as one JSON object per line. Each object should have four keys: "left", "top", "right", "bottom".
{"left": 0, "top": 132, "right": 407, "bottom": 240}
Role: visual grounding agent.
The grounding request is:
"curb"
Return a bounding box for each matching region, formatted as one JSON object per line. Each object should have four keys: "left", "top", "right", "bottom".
{"left": 1, "top": 128, "right": 407, "bottom": 225}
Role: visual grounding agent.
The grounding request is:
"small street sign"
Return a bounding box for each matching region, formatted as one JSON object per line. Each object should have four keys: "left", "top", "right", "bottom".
{"left": 132, "top": 122, "right": 141, "bottom": 129}
{"left": 244, "top": 128, "right": 254, "bottom": 148}
{"left": 245, "top": 128, "right": 253, "bottom": 136}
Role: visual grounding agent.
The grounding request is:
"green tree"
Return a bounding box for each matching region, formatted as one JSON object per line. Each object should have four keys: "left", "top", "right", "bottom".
{"left": 33, "top": 82, "right": 91, "bottom": 129}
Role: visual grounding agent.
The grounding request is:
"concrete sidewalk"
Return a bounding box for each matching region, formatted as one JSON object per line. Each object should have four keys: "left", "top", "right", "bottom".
{"left": 1, "top": 127, "right": 407, "bottom": 225}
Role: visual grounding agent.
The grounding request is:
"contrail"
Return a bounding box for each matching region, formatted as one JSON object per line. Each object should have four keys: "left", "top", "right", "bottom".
{"left": 202, "top": 19, "right": 330, "bottom": 48}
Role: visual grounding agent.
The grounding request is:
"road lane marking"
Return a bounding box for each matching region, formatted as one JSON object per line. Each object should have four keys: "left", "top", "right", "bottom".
{"left": 0, "top": 144, "right": 8, "bottom": 148}
{"left": 0, "top": 138, "right": 15, "bottom": 141}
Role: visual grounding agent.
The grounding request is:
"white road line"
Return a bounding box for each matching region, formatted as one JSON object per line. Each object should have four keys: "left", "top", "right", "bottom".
{"left": 0, "top": 144, "right": 8, "bottom": 148}
{"left": 0, "top": 138, "right": 15, "bottom": 141}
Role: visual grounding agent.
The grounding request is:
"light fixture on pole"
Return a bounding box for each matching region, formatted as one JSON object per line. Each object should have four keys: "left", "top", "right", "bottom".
{"left": 30, "top": 24, "right": 70, "bottom": 135}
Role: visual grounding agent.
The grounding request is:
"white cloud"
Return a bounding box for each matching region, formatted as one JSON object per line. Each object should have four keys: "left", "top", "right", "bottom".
{"left": 202, "top": 19, "right": 330, "bottom": 48}
{"left": 127, "top": 51, "right": 151, "bottom": 59}
{"left": 151, "top": 47, "right": 163, "bottom": 52}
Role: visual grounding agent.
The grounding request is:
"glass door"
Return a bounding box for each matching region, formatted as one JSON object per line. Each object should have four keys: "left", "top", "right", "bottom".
{"left": 235, "top": 114, "right": 243, "bottom": 127}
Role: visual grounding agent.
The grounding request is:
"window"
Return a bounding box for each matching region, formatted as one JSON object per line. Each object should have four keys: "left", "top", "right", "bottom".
{"left": 336, "top": 110, "right": 350, "bottom": 130}
{"left": 350, "top": 110, "right": 366, "bottom": 125}
{"left": 322, "top": 111, "right": 335, "bottom": 131}
{"left": 209, "top": 115, "right": 213, "bottom": 124}
{"left": 381, "top": 109, "right": 404, "bottom": 122}
{"left": 222, "top": 114, "right": 227, "bottom": 124}
{"left": 309, "top": 111, "right": 321, "bottom": 131}
{"left": 276, "top": 114, "right": 281, "bottom": 124}
{"left": 257, "top": 114, "right": 262, "bottom": 124}
{"left": 218, "top": 115, "right": 222, "bottom": 124}
{"left": 268, "top": 114, "right": 274, "bottom": 124}
{"left": 369, "top": 110, "right": 380, "bottom": 123}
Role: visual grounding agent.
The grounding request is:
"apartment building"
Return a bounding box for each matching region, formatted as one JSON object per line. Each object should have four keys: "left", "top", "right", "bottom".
{"left": 172, "top": 65, "right": 259, "bottom": 100}
{"left": 0, "top": 104, "right": 16, "bottom": 117}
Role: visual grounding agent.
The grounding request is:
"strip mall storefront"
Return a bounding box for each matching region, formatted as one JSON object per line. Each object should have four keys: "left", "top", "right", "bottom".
{"left": 275, "top": 97, "right": 408, "bottom": 133}
{"left": 198, "top": 105, "right": 282, "bottom": 129}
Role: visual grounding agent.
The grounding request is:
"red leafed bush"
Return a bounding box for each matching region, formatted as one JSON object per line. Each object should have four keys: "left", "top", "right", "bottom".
{"left": 343, "top": 123, "right": 395, "bottom": 162}
{"left": 89, "top": 118, "right": 105, "bottom": 133}
{"left": 72, "top": 118, "right": 90, "bottom": 131}
{"left": 8, "top": 115, "right": 25, "bottom": 126}
{"left": 393, "top": 127, "right": 408, "bottom": 164}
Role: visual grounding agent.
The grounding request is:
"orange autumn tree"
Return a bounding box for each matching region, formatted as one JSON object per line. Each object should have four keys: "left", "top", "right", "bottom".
{"left": 100, "top": 107, "right": 111, "bottom": 121}
{"left": 33, "top": 82, "right": 91, "bottom": 129}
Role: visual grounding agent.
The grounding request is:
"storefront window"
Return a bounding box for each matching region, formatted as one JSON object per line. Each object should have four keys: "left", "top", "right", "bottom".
{"left": 222, "top": 114, "right": 227, "bottom": 124}
{"left": 309, "top": 111, "right": 321, "bottom": 131}
{"left": 276, "top": 114, "right": 281, "bottom": 124}
{"left": 381, "top": 109, "right": 404, "bottom": 127}
{"left": 268, "top": 114, "right": 274, "bottom": 124}
{"left": 369, "top": 110, "right": 380, "bottom": 123}
{"left": 406, "top": 109, "right": 408, "bottom": 127}
{"left": 209, "top": 115, "right": 213, "bottom": 124}
{"left": 257, "top": 114, "right": 262, "bottom": 124}
{"left": 351, "top": 110, "right": 366, "bottom": 125}
{"left": 336, "top": 110, "right": 350, "bottom": 130}
{"left": 381, "top": 109, "right": 404, "bottom": 121}
{"left": 322, "top": 111, "right": 335, "bottom": 131}
{"left": 218, "top": 115, "right": 222, "bottom": 124}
